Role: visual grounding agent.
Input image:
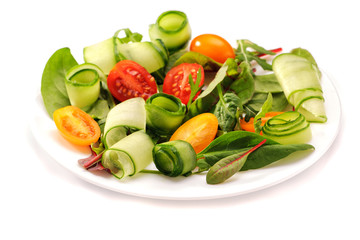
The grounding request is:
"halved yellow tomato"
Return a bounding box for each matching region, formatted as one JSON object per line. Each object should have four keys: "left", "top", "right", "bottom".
{"left": 53, "top": 106, "right": 101, "bottom": 146}
{"left": 170, "top": 113, "right": 218, "bottom": 153}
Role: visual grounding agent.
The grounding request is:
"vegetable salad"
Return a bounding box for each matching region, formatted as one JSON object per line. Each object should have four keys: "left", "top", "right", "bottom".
{"left": 41, "top": 10, "right": 326, "bottom": 184}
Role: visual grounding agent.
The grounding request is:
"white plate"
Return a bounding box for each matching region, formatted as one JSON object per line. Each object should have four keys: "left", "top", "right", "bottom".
{"left": 30, "top": 70, "right": 341, "bottom": 200}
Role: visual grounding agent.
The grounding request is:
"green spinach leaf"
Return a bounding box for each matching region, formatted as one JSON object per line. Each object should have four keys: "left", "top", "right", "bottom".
{"left": 41, "top": 47, "right": 78, "bottom": 118}
{"left": 254, "top": 73, "right": 283, "bottom": 93}
{"left": 228, "top": 61, "right": 255, "bottom": 105}
{"left": 244, "top": 92, "right": 288, "bottom": 120}
{"left": 197, "top": 131, "right": 314, "bottom": 171}
{"left": 214, "top": 90, "right": 242, "bottom": 133}
{"left": 173, "top": 51, "right": 223, "bottom": 71}
{"left": 242, "top": 143, "right": 314, "bottom": 171}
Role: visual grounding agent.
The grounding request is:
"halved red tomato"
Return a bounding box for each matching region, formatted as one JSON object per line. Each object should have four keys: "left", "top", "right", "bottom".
{"left": 107, "top": 60, "right": 157, "bottom": 102}
{"left": 162, "top": 63, "right": 204, "bottom": 105}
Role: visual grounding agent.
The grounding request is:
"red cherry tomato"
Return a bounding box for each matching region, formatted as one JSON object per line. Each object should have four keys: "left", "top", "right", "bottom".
{"left": 162, "top": 63, "right": 204, "bottom": 105}
{"left": 107, "top": 60, "right": 157, "bottom": 102}
{"left": 190, "top": 34, "right": 235, "bottom": 64}
{"left": 163, "top": 63, "right": 205, "bottom": 104}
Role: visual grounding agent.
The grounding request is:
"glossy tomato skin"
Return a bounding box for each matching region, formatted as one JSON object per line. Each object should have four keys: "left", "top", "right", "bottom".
{"left": 53, "top": 106, "right": 101, "bottom": 146}
{"left": 190, "top": 34, "right": 235, "bottom": 64}
{"left": 170, "top": 113, "right": 218, "bottom": 153}
{"left": 162, "top": 63, "right": 204, "bottom": 105}
{"left": 107, "top": 60, "right": 157, "bottom": 102}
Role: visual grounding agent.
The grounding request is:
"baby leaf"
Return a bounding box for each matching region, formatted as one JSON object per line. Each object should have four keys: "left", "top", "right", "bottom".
{"left": 235, "top": 39, "right": 275, "bottom": 71}
{"left": 187, "top": 69, "right": 204, "bottom": 109}
{"left": 41, "top": 47, "right": 78, "bottom": 118}
{"left": 254, "top": 93, "right": 273, "bottom": 134}
{"left": 206, "top": 139, "right": 266, "bottom": 184}
{"left": 214, "top": 89, "right": 242, "bottom": 133}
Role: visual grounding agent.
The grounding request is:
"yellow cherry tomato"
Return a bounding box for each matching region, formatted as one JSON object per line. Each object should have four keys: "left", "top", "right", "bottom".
{"left": 53, "top": 106, "right": 101, "bottom": 146}
{"left": 170, "top": 113, "right": 218, "bottom": 153}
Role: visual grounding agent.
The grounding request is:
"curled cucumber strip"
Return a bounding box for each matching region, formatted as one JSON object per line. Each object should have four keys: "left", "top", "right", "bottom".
{"left": 83, "top": 38, "right": 120, "bottom": 75}
{"left": 273, "top": 53, "right": 327, "bottom": 123}
{"left": 153, "top": 140, "right": 197, "bottom": 177}
{"left": 102, "top": 131, "right": 154, "bottom": 179}
{"left": 65, "top": 63, "right": 104, "bottom": 109}
{"left": 262, "top": 111, "right": 312, "bottom": 144}
{"left": 145, "top": 93, "right": 186, "bottom": 136}
{"left": 103, "top": 97, "right": 146, "bottom": 148}
{"left": 149, "top": 10, "right": 191, "bottom": 53}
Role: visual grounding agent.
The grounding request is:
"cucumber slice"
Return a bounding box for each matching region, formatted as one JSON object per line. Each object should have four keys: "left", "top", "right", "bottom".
{"left": 145, "top": 93, "right": 186, "bottom": 136}
{"left": 116, "top": 41, "right": 166, "bottom": 74}
{"left": 272, "top": 53, "right": 327, "bottom": 123}
{"left": 102, "top": 131, "right": 154, "bottom": 179}
{"left": 65, "top": 63, "right": 104, "bottom": 109}
{"left": 103, "top": 97, "right": 146, "bottom": 148}
{"left": 153, "top": 140, "right": 197, "bottom": 177}
{"left": 149, "top": 10, "right": 191, "bottom": 53}
{"left": 262, "top": 111, "right": 312, "bottom": 144}
{"left": 84, "top": 38, "right": 121, "bottom": 75}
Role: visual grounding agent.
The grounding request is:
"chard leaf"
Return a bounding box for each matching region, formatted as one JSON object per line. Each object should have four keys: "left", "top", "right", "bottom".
{"left": 235, "top": 39, "right": 275, "bottom": 71}
{"left": 41, "top": 47, "right": 78, "bottom": 118}
{"left": 206, "top": 139, "right": 266, "bottom": 184}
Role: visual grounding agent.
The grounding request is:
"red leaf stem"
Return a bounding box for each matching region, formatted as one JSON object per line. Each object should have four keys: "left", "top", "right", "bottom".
{"left": 257, "top": 47, "right": 283, "bottom": 57}
{"left": 78, "top": 148, "right": 103, "bottom": 169}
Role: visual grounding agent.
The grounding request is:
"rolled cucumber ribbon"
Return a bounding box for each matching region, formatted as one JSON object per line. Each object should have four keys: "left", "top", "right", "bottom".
{"left": 102, "top": 131, "right": 154, "bottom": 179}
{"left": 65, "top": 63, "right": 103, "bottom": 109}
{"left": 103, "top": 97, "right": 146, "bottom": 148}
{"left": 153, "top": 140, "right": 197, "bottom": 177}
{"left": 145, "top": 93, "right": 186, "bottom": 136}
{"left": 149, "top": 10, "right": 191, "bottom": 53}
{"left": 272, "top": 52, "right": 326, "bottom": 123}
{"left": 262, "top": 111, "right": 312, "bottom": 144}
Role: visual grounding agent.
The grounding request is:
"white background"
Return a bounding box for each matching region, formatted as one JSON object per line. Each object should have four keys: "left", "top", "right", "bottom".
{"left": 1, "top": 0, "right": 358, "bottom": 239}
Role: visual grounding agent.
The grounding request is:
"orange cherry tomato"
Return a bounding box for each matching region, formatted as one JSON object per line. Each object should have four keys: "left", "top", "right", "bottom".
{"left": 240, "top": 112, "right": 284, "bottom": 133}
{"left": 170, "top": 113, "right": 218, "bottom": 153}
{"left": 190, "top": 34, "right": 235, "bottom": 64}
{"left": 53, "top": 106, "right": 101, "bottom": 146}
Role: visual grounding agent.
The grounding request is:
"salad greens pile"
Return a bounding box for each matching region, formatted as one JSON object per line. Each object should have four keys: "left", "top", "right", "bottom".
{"left": 41, "top": 10, "right": 326, "bottom": 185}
